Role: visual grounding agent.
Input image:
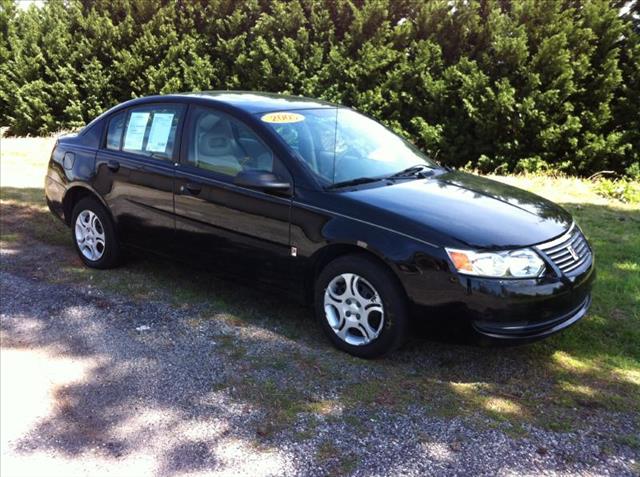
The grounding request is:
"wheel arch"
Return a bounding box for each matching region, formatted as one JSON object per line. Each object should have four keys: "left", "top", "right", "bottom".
{"left": 305, "top": 242, "right": 408, "bottom": 304}
{"left": 62, "top": 184, "right": 111, "bottom": 226}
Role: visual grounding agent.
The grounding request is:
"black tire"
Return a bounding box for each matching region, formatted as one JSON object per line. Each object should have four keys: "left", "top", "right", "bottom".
{"left": 71, "top": 197, "right": 121, "bottom": 269}
{"left": 314, "top": 254, "right": 409, "bottom": 358}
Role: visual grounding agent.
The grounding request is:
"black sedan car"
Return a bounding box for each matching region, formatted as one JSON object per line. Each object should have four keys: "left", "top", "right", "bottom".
{"left": 45, "top": 92, "right": 595, "bottom": 358}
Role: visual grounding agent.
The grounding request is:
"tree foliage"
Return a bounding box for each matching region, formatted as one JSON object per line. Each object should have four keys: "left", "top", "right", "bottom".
{"left": 0, "top": 0, "right": 638, "bottom": 175}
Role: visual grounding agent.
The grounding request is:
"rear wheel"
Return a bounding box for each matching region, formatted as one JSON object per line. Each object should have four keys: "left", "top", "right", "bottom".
{"left": 314, "top": 254, "right": 409, "bottom": 358}
{"left": 71, "top": 197, "right": 120, "bottom": 269}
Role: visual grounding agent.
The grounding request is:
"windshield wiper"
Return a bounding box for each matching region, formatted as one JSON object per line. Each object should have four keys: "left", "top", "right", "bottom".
{"left": 387, "top": 164, "right": 434, "bottom": 179}
{"left": 326, "top": 176, "right": 384, "bottom": 190}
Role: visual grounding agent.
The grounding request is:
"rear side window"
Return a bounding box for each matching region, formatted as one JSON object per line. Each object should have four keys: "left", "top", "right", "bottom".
{"left": 116, "top": 104, "right": 185, "bottom": 160}
{"left": 106, "top": 112, "right": 125, "bottom": 150}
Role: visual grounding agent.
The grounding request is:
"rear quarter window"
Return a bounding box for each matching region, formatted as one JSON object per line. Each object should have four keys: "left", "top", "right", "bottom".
{"left": 106, "top": 112, "right": 126, "bottom": 150}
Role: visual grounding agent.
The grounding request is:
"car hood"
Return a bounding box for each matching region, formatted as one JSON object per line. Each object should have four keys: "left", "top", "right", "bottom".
{"left": 342, "top": 171, "right": 572, "bottom": 249}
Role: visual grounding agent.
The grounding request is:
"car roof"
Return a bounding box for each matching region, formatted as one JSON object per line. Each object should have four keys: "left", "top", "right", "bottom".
{"left": 173, "top": 91, "right": 338, "bottom": 114}
{"left": 81, "top": 91, "right": 341, "bottom": 139}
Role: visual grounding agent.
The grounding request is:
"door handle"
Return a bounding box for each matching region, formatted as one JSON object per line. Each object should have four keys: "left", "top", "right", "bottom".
{"left": 180, "top": 183, "right": 202, "bottom": 195}
{"left": 107, "top": 159, "right": 120, "bottom": 172}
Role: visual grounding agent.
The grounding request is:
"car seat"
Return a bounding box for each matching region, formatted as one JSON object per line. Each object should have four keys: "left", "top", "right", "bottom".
{"left": 195, "top": 113, "right": 243, "bottom": 176}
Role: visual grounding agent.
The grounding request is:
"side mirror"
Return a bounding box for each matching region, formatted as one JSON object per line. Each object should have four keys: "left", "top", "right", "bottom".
{"left": 234, "top": 170, "right": 291, "bottom": 194}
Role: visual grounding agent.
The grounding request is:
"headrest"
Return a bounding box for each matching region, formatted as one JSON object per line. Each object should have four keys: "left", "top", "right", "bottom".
{"left": 199, "top": 132, "right": 231, "bottom": 156}
{"left": 199, "top": 113, "right": 222, "bottom": 131}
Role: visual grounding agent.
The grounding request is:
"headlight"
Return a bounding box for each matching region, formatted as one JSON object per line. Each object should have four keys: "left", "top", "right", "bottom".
{"left": 446, "top": 248, "right": 545, "bottom": 278}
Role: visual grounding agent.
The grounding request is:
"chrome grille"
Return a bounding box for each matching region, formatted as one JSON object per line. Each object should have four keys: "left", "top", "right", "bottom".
{"left": 536, "top": 224, "right": 592, "bottom": 275}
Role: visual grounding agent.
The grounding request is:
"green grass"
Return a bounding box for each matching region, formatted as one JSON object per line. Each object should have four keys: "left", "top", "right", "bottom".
{"left": 315, "top": 441, "right": 359, "bottom": 475}
{"left": 616, "top": 433, "right": 640, "bottom": 450}
{"left": 1, "top": 138, "right": 638, "bottom": 440}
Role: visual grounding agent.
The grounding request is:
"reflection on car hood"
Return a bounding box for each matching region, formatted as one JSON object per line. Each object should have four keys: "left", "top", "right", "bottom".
{"left": 343, "top": 171, "right": 572, "bottom": 249}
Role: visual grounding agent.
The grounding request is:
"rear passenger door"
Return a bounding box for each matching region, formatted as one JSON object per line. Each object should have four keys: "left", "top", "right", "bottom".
{"left": 93, "top": 103, "right": 185, "bottom": 254}
{"left": 173, "top": 105, "right": 293, "bottom": 288}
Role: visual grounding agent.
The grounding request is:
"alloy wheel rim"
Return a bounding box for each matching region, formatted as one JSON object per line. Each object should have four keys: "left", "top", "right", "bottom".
{"left": 74, "top": 210, "right": 106, "bottom": 261}
{"left": 323, "top": 273, "right": 384, "bottom": 346}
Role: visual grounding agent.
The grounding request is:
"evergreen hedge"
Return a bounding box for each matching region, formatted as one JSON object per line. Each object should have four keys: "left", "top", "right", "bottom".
{"left": 1, "top": 0, "right": 638, "bottom": 176}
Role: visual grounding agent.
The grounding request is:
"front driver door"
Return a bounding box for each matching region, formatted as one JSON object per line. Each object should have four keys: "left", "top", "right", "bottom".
{"left": 173, "top": 105, "right": 293, "bottom": 289}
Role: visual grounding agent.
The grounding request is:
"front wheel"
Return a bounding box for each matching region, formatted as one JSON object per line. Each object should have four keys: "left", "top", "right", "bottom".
{"left": 314, "top": 254, "right": 409, "bottom": 358}
{"left": 71, "top": 197, "right": 121, "bottom": 269}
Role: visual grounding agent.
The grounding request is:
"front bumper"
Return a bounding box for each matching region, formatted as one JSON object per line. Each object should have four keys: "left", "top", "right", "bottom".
{"left": 466, "top": 262, "right": 595, "bottom": 342}
{"left": 472, "top": 293, "right": 591, "bottom": 341}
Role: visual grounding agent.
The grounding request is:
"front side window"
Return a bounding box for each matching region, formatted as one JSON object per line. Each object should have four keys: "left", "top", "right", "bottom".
{"left": 185, "top": 106, "right": 277, "bottom": 178}
{"left": 117, "top": 104, "right": 184, "bottom": 159}
{"left": 260, "top": 108, "right": 438, "bottom": 187}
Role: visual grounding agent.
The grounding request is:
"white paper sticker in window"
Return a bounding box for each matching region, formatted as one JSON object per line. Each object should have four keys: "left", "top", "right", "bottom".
{"left": 124, "top": 112, "right": 150, "bottom": 150}
{"left": 146, "top": 113, "right": 175, "bottom": 153}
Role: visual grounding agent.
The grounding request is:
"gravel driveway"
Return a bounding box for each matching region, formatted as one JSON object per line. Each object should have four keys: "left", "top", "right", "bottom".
{"left": 1, "top": 237, "right": 638, "bottom": 476}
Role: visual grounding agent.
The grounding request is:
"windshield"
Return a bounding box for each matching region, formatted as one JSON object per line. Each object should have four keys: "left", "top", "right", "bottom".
{"left": 259, "top": 108, "right": 437, "bottom": 187}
